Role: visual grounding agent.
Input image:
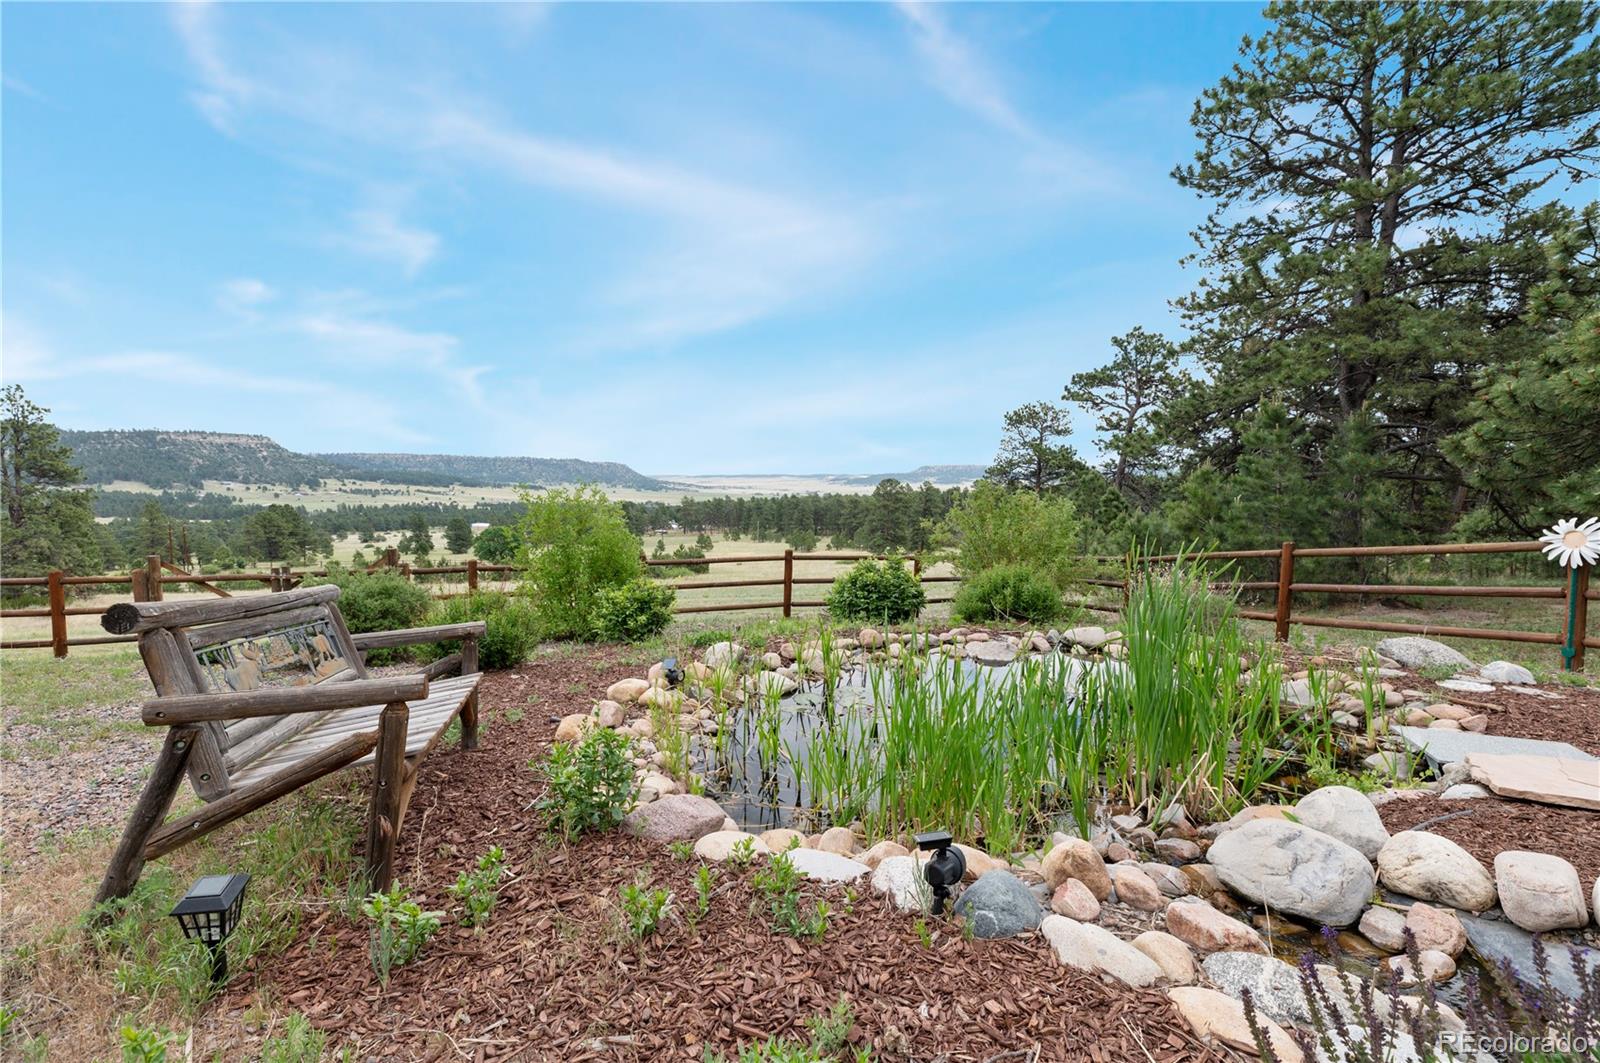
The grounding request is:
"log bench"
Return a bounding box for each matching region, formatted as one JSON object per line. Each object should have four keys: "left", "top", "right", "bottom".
{"left": 93, "top": 585, "right": 486, "bottom": 907}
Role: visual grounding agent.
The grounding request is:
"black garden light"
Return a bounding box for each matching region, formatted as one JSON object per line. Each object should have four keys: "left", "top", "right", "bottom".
{"left": 661, "top": 656, "right": 685, "bottom": 687}
{"left": 915, "top": 830, "right": 965, "bottom": 916}
{"left": 170, "top": 872, "right": 249, "bottom": 985}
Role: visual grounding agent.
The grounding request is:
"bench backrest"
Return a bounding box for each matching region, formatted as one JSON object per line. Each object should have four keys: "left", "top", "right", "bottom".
{"left": 123, "top": 587, "right": 368, "bottom": 800}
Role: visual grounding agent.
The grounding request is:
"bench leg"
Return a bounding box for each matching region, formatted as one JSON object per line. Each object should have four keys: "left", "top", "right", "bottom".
{"left": 365, "top": 701, "right": 409, "bottom": 893}
{"left": 460, "top": 638, "right": 480, "bottom": 751}
{"left": 93, "top": 727, "right": 199, "bottom": 914}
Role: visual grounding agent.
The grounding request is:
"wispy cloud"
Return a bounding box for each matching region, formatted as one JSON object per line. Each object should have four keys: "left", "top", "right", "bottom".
{"left": 333, "top": 206, "right": 439, "bottom": 276}
{"left": 1, "top": 316, "right": 63, "bottom": 382}
{"left": 895, "top": 2, "right": 1033, "bottom": 141}
{"left": 215, "top": 277, "right": 277, "bottom": 318}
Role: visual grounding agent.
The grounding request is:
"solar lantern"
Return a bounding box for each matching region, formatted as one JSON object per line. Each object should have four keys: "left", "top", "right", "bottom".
{"left": 170, "top": 872, "right": 250, "bottom": 985}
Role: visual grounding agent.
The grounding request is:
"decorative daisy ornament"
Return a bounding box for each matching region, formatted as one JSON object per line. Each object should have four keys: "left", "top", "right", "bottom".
{"left": 1539, "top": 517, "right": 1600, "bottom": 568}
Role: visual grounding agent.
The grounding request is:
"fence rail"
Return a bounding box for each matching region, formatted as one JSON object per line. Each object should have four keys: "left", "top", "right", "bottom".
{"left": 5, "top": 538, "right": 1596, "bottom": 669}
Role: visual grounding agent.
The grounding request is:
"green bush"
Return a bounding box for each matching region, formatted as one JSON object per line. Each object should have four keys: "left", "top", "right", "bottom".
{"left": 472, "top": 525, "right": 520, "bottom": 564}
{"left": 825, "top": 556, "right": 925, "bottom": 625}
{"left": 422, "top": 592, "right": 540, "bottom": 669}
{"left": 592, "top": 579, "right": 676, "bottom": 642}
{"left": 517, "top": 486, "right": 642, "bottom": 639}
{"left": 940, "top": 480, "right": 1082, "bottom": 590}
{"left": 304, "top": 569, "right": 431, "bottom": 663}
{"left": 535, "top": 726, "right": 639, "bottom": 839}
{"left": 952, "top": 565, "right": 1063, "bottom": 624}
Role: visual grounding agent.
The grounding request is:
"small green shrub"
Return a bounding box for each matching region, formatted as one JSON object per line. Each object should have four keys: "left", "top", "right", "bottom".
{"left": 446, "top": 847, "right": 508, "bottom": 927}
{"left": 360, "top": 886, "right": 441, "bottom": 985}
{"left": 119, "top": 1026, "right": 171, "bottom": 1063}
{"left": 952, "top": 565, "right": 1062, "bottom": 623}
{"left": 518, "top": 486, "right": 642, "bottom": 639}
{"left": 423, "top": 592, "right": 540, "bottom": 669}
{"left": 259, "top": 1014, "right": 327, "bottom": 1063}
{"left": 618, "top": 878, "right": 672, "bottom": 939}
{"left": 304, "top": 569, "right": 430, "bottom": 663}
{"left": 940, "top": 480, "right": 1083, "bottom": 590}
{"left": 751, "top": 850, "right": 830, "bottom": 938}
{"left": 535, "top": 726, "right": 639, "bottom": 839}
{"left": 592, "top": 578, "right": 676, "bottom": 642}
{"left": 825, "top": 556, "right": 925, "bottom": 625}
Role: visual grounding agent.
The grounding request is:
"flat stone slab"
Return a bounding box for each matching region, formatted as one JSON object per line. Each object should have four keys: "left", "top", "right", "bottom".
{"left": 1435, "top": 678, "right": 1495, "bottom": 693}
{"left": 1394, "top": 727, "right": 1596, "bottom": 768}
{"left": 1460, "top": 913, "right": 1600, "bottom": 1004}
{"left": 1465, "top": 753, "right": 1600, "bottom": 811}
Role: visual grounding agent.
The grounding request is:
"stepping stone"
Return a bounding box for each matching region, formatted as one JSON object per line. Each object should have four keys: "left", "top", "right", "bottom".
{"left": 1460, "top": 913, "right": 1600, "bottom": 1004}
{"left": 1436, "top": 678, "right": 1495, "bottom": 693}
{"left": 1465, "top": 753, "right": 1600, "bottom": 811}
{"left": 1393, "top": 727, "right": 1596, "bottom": 769}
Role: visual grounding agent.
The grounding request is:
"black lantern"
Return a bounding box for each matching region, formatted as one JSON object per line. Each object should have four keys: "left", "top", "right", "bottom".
{"left": 915, "top": 830, "right": 965, "bottom": 916}
{"left": 170, "top": 872, "right": 249, "bottom": 985}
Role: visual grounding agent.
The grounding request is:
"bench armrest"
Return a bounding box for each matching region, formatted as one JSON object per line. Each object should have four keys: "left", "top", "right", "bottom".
{"left": 142, "top": 675, "right": 429, "bottom": 726}
{"left": 349, "top": 621, "right": 487, "bottom": 651}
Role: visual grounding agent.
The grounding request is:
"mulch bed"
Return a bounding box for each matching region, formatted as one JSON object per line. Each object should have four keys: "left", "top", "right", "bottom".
{"left": 1415, "top": 678, "right": 1600, "bottom": 757}
{"left": 1377, "top": 795, "right": 1600, "bottom": 887}
{"left": 201, "top": 645, "right": 1223, "bottom": 1062}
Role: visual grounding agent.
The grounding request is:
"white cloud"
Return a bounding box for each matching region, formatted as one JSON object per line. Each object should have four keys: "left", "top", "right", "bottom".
{"left": 1, "top": 317, "right": 64, "bottom": 382}
{"left": 896, "top": 2, "right": 1032, "bottom": 140}
{"left": 215, "top": 277, "right": 277, "bottom": 317}
{"left": 333, "top": 207, "right": 439, "bottom": 276}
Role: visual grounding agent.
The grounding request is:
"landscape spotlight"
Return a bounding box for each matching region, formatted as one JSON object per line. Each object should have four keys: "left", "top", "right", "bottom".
{"left": 915, "top": 830, "right": 965, "bottom": 916}
{"left": 661, "top": 656, "right": 685, "bottom": 687}
{"left": 170, "top": 872, "right": 249, "bottom": 985}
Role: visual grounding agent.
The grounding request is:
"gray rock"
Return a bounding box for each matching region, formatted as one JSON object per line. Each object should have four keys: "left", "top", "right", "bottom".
{"left": 1437, "top": 678, "right": 1496, "bottom": 694}
{"left": 1207, "top": 819, "right": 1375, "bottom": 927}
{"left": 1359, "top": 906, "right": 1406, "bottom": 952}
{"left": 1494, "top": 851, "right": 1588, "bottom": 932}
{"left": 786, "top": 849, "right": 870, "bottom": 884}
{"left": 1061, "top": 626, "right": 1110, "bottom": 650}
{"left": 951, "top": 870, "right": 1044, "bottom": 938}
{"left": 1376, "top": 637, "right": 1472, "bottom": 670}
{"left": 1282, "top": 678, "right": 1319, "bottom": 708}
{"left": 702, "top": 641, "right": 744, "bottom": 670}
{"left": 1439, "top": 783, "right": 1491, "bottom": 800}
{"left": 1294, "top": 785, "right": 1390, "bottom": 860}
{"left": 1461, "top": 912, "right": 1600, "bottom": 1004}
{"left": 1480, "top": 660, "right": 1535, "bottom": 685}
{"left": 1393, "top": 726, "right": 1596, "bottom": 768}
{"left": 1364, "top": 750, "right": 1413, "bottom": 780}
{"left": 1200, "top": 951, "right": 1312, "bottom": 1025}
{"left": 622, "top": 794, "right": 730, "bottom": 842}
{"left": 963, "top": 640, "right": 1018, "bottom": 666}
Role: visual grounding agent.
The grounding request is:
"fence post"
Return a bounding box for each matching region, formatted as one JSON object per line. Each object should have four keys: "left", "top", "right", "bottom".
{"left": 782, "top": 549, "right": 794, "bottom": 618}
{"left": 1274, "top": 540, "right": 1295, "bottom": 642}
{"left": 466, "top": 558, "right": 478, "bottom": 594}
{"left": 399, "top": 562, "right": 411, "bottom": 583}
{"left": 145, "top": 555, "right": 164, "bottom": 602}
{"left": 48, "top": 569, "right": 68, "bottom": 659}
{"left": 1568, "top": 565, "right": 1591, "bottom": 672}
{"left": 385, "top": 547, "right": 400, "bottom": 569}
{"left": 131, "top": 567, "right": 149, "bottom": 603}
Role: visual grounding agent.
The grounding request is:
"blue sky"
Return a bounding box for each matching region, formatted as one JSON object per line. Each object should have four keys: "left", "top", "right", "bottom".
{"left": 3, "top": 2, "right": 1266, "bottom": 474}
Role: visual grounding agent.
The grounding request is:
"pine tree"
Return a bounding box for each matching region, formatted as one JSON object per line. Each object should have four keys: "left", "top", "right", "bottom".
{"left": 1062, "top": 328, "right": 1185, "bottom": 505}
{"left": 445, "top": 514, "right": 474, "bottom": 553}
{"left": 985, "top": 402, "right": 1080, "bottom": 496}
{"left": 0, "top": 386, "right": 104, "bottom": 575}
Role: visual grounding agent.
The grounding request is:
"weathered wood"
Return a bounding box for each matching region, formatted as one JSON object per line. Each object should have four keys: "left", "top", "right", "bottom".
{"left": 350, "top": 621, "right": 486, "bottom": 650}
{"left": 184, "top": 605, "right": 333, "bottom": 649}
{"left": 48, "top": 570, "right": 67, "bottom": 659}
{"left": 459, "top": 636, "right": 480, "bottom": 750}
{"left": 782, "top": 549, "right": 794, "bottom": 619}
{"left": 322, "top": 602, "right": 369, "bottom": 679}
{"left": 102, "top": 585, "right": 340, "bottom": 635}
{"left": 225, "top": 710, "right": 329, "bottom": 772}
{"left": 93, "top": 727, "right": 200, "bottom": 907}
{"left": 141, "top": 628, "right": 230, "bottom": 799}
{"left": 466, "top": 558, "right": 478, "bottom": 592}
{"left": 145, "top": 555, "right": 164, "bottom": 602}
{"left": 366, "top": 701, "right": 410, "bottom": 891}
{"left": 160, "top": 561, "right": 231, "bottom": 598}
{"left": 422, "top": 652, "right": 463, "bottom": 680}
{"left": 145, "top": 730, "right": 379, "bottom": 861}
{"left": 142, "top": 674, "right": 429, "bottom": 725}
{"left": 1274, "top": 541, "right": 1295, "bottom": 642}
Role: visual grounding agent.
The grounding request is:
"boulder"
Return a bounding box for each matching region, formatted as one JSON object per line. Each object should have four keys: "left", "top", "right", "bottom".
{"left": 1180, "top": 864, "right": 1223, "bottom": 896}
{"left": 1405, "top": 902, "right": 1467, "bottom": 957}
{"left": 1061, "top": 626, "right": 1110, "bottom": 650}
{"left": 606, "top": 677, "right": 651, "bottom": 704}
{"left": 1154, "top": 837, "right": 1202, "bottom": 864}
{"left": 621, "top": 794, "right": 729, "bottom": 842}
{"left": 1166, "top": 987, "right": 1303, "bottom": 1063}
{"left": 1375, "top": 637, "right": 1472, "bottom": 670}
{"left": 964, "top": 640, "right": 1017, "bottom": 665}
{"left": 758, "top": 828, "right": 807, "bottom": 853}
{"left": 1139, "top": 862, "right": 1191, "bottom": 898}
{"left": 1466, "top": 753, "right": 1600, "bottom": 811}
{"left": 787, "top": 849, "right": 871, "bottom": 884}
{"left": 1358, "top": 906, "right": 1406, "bottom": 952}
{"left": 859, "top": 840, "right": 909, "bottom": 869}
{"left": 858, "top": 627, "right": 885, "bottom": 649}
{"left": 693, "top": 831, "right": 771, "bottom": 862}
{"left": 702, "top": 641, "right": 744, "bottom": 670}
{"left": 1050, "top": 879, "right": 1101, "bottom": 921}
{"left": 1493, "top": 851, "right": 1588, "bottom": 932}
{"left": 1039, "top": 916, "right": 1163, "bottom": 988}
{"left": 951, "top": 870, "right": 1044, "bottom": 939}
{"left": 1041, "top": 838, "right": 1111, "bottom": 900}
{"left": 817, "top": 826, "right": 860, "bottom": 856}
{"left": 554, "top": 714, "right": 594, "bottom": 743}
{"left": 1107, "top": 865, "right": 1166, "bottom": 911}
{"left": 750, "top": 671, "right": 798, "bottom": 698}
{"left": 1132, "top": 931, "right": 1196, "bottom": 984}
{"left": 1377, "top": 832, "right": 1495, "bottom": 912}
{"left": 638, "top": 772, "right": 679, "bottom": 799}
{"left": 954, "top": 843, "right": 1008, "bottom": 881}
{"left": 1294, "top": 785, "right": 1390, "bottom": 860}
{"left": 1439, "top": 783, "right": 1491, "bottom": 800}
{"left": 1480, "top": 660, "right": 1535, "bottom": 685}
{"left": 1201, "top": 951, "right": 1312, "bottom": 1026}
{"left": 870, "top": 856, "right": 930, "bottom": 912}
{"left": 593, "top": 700, "right": 627, "bottom": 728}
{"left": 1164, "top": 898, "right": 1264, "bottom": 953}
{"left": 1207, "top": 819, "right": 1375, "bottom": 927}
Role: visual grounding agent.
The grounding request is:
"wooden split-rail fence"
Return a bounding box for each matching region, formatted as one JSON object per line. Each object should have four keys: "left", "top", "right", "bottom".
{"left": 4, "top": 539, "right": 1595, "bottom": 669}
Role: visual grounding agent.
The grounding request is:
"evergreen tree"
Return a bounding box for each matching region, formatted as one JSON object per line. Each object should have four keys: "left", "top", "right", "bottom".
{"left": 0, "top": 386, "right": 104, "bottom": 575}
{"left": 1225, "top": 404, "right": 1317, "bottom": 549}
{"left": 985, "top": 402, "right": 1079, "bottom": 496}
{"left": 1061, "top": 327, "right": 1184, "bottom": 505}
{"left": 444, "top": 514, "right": 474, "bottom": 553}
{"left": 397, "top": 513, "right": 433, "bottom": 557}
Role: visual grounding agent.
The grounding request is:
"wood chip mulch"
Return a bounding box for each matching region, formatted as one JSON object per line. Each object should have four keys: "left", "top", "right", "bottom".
{"left": 199, "top": 646, "right": 1223, "bottom": 1062}
{"left": 1417, "top": 678, "right": 1600, "bottom": 757}
{"left": 1377, "top": 795, "right": 1600, "bottom": 887}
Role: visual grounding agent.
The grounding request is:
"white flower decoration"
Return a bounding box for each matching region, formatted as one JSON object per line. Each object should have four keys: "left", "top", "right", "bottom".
{"left": 1539, "top": 517, "right": 1600, "bottom": 568}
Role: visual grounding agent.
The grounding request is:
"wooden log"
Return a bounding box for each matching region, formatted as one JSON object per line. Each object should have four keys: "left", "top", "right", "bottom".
{"left": 141, "top": 628, "right": 230, "bottom": 800}
{"left": 1274, "top": 541, "right": 1295, "bottom": 642}
{"left": 142, "top": 674, "right": 428, "bottom": 725}
{"left": 661, "top": 578, "right": 785, "bottom": 591}
{"left": 421, "top": 653, "right": 463, "bottom": 680}
{"left": 349, "top": 621, "right": 486, "bottom": 650}
{"left": 466, "top": 558, "right": 478, "bottom": 592}
{"left": 1291, "top": 541, "right": 1542, "bottom": 558}
{"left": 1289, "top": 582, "right": 1565, "bottom": 598}
{"left": 459, "top": 636, "right": 480, "bottom": 750}
{"left": 224, "top": 710, "right": 327, "bottom": 772}
{"left": 48, "top": 570, "right": 67, "bottom": 659}
{"left": 93, "top": 726, "right": 200, "bottom": 908}
{"left": 1262, "top": 613, "right": 1561, "bottom": 644}
{"left": 146, "top": 555, "right": 164, "bottom": 602}
{"left": 366, "top": 701, "right": 410, "bottom": 891}
{"left": 671, "top": 600, "right": 788, "bottom": 614}
{"left": 145, "top": 730, "right": 379, "bottom": 861}
{"left": 184, "top": 605, "right": 333, "bottom": 649}
{"left": 101, "top": 584, "right": 340, "bottom": 635}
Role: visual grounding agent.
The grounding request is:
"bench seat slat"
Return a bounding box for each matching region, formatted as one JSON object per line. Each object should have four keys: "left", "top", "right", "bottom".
{"left": 227, "top": 674, "right": 479, "bottom": 790}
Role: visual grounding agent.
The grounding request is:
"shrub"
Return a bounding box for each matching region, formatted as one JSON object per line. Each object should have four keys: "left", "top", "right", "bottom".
{"left": 518, "top": 486, "right": 642, "bottom": 639}
{"left": 618, "top": 877, "right": 672, "bottom": 939}
{"left": 360, "top": 886, "right": 441, "bottom": 985}
{"left": 671, "top": 542, "right": 710, "bottom": 574}
{"left": 303, "top": 569, "right": 431, "bottom": 664}
{"left": 940, "top": 480, "right": 1082, "bottom": 590}
{"left": 472, "top": 524, "right": 520, "bottom": 564}
{"left": 258, "top": 1014, "right": 327, "bottom": 1063}
{"left": 535, "top": 726, "right": 639, "bottom": 839}
{"left": 825, "top": 556, "right": 925, "bottom": 625}
{"left": 952, "top": 565, "right": 1063, "bottom": 623}
{"left": 592, "top": 578, "right": 676, "bottom": 642}
{"left": 447, "top": 847, "right": 508, "bottom": 927}
{"left": 423, "top": 592, "right": 540, "bottom": 669}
